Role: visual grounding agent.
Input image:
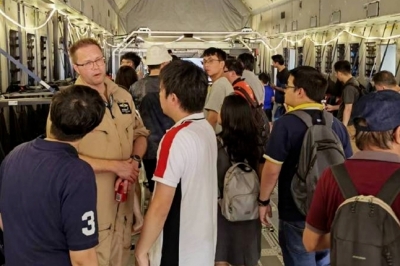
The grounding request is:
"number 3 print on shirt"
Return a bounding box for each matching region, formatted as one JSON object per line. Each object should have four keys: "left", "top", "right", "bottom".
{"left": 82, "top": 211, "right": 96, "bottom": 236}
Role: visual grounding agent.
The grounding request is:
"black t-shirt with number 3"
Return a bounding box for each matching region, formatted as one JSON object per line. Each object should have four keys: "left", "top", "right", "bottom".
{"left": 0, "top": 137, "right": 98, "bottom": 266}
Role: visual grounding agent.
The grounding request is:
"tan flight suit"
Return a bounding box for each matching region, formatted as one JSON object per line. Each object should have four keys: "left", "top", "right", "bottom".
{"left": 46, "top": 77, "right": 149, "bottom": 266}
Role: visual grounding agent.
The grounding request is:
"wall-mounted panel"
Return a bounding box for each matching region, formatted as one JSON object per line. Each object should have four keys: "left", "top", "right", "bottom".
{"left": 4, "top": 0, "right": 19, "bottom": 24}
{"left": 69, "top": 0, "right": 82, "bottom": 12}
{"left": 295, "top": 0, "right": 320, "bottom": 30}
{"left": 380, "top": 0, "right": 400, "bottom": 16}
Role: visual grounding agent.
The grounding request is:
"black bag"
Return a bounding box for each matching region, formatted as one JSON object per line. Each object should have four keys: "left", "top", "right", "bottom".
{"left": 0, "top": 229, "right": 4, "bottom": 265}
{"left": 330, "top": 164, "right": 400, "bottom": 266}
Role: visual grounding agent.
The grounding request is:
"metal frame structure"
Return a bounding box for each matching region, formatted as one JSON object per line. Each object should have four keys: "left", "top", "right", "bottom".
{"left": 110, "top": 28, "right": 269, "bottom": 77}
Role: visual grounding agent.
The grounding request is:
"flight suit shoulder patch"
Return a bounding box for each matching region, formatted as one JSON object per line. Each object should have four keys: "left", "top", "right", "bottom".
{"left": 117, "top": 102, "right": 132, "bottom": 114}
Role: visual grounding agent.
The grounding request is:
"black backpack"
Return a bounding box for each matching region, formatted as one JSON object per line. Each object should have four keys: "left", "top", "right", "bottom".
{"left": 348, "top": 80, "right": 373, "bottom": 98}
{"left": 233, "top": 86, "right": 270, "bottom": 157}
{"left": 330, "top": 164, "right": 400, "bottom": 266}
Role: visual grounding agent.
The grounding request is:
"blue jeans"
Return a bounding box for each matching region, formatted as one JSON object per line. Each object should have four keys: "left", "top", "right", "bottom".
{"left": 279, "top": 220, "right": 330, "bottom": 266}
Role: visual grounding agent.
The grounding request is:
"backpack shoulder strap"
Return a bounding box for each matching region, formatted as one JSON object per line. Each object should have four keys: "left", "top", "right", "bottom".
{"left": 289, "top": 110, "right": 313, "bottom": 128}
{"left": 331, "top": 163, "right": 359, "bottom": 199}
{"left": 322, "top": 110, "right": 334, "bottom": 127}
{"left": 376, "top": 169, "right": 400, "bottom": 205}
{"left": 234, "top": 86, "right": 257, "bottom": 108}
{"left": 239, "top": 79, "right": 261, "bottom": 104}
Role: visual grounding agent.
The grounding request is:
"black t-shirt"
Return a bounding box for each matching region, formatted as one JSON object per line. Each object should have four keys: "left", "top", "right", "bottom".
{"left": 275, "top": 68, "right": 290, "bottom": 104}
{"left": 265, "top": 109, "right": 353, "bottom": 221}
{"left": 0, "top": 137, "right": 98, "bottom": 266}
{"left": 140, "top": 92, "right": 174, "bottom": 160}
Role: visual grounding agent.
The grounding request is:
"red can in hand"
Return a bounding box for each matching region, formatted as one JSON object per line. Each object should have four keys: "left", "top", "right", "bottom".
{"left": 115, "top": 182, "right": 127, "bottom": 202}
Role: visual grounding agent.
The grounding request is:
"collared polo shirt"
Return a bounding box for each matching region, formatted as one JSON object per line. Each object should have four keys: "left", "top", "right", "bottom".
{"left": 264, "top": 103, "right": 353, "bottom": 221}
{"left": 0, "top": 137, "right": 98, "bottom": 265}
{"left": 150, "top": 113, "right": 218, "bottom": 266}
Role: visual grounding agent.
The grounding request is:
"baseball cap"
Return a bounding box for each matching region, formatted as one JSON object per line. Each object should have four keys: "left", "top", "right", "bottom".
{"left": 144, "top": 45, "right": 172, "bottom": 66}
{"left": 352, "top": 90, "right": 400, "bottom": 131}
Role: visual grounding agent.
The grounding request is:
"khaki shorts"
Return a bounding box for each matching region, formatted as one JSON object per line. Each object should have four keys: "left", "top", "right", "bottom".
{"left": 347, "top": 125, "right": 359, "bottom": 153}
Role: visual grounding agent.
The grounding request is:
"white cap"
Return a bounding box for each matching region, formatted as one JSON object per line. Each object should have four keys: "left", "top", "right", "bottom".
{"left": 144, "top": 45, "right": 172, "bottom": 65}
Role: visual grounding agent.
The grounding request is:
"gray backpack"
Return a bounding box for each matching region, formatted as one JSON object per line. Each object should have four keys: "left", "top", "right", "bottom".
{"left": 331, "top": 164, "right": 400, "bottom": 266}
{"left": 290, "top": 110, "right": 346, "bottom": 216}
{"left": 219, "top": 162, "right": 260, "bottom": 222}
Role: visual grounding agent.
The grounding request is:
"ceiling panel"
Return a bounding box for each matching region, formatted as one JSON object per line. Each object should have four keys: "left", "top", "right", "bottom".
{"left": 241, "top": 0, "right": 292, "bottom": 14}
{"left": 241, "top": 0, "right": 271, "bottom": 11}
{"left": 121, "top": 0, "right": 251, "bottom": 32}
{"left": 114, "top": 0, "right": 128, "bottom": 10}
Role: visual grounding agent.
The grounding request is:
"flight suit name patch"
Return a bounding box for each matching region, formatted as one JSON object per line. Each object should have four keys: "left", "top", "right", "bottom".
{"left": 117, "top": 102, "right": 132, "bottom": 114}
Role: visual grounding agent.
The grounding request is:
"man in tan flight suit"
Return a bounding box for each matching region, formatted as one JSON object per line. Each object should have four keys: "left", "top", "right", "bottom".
{"left": 47, "top": 38, "right": 149, "bottom": 266}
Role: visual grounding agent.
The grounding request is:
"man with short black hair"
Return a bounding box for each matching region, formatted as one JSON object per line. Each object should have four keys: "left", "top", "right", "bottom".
{"left": 238, "top": 53, "right": 265, "bottom": 104}
{"left": 373, "top": 70, "right": 400, "bottom": 92}
{"left": 271, "top": 54, "right": 289, "bottom": 120}
{"left": 135, "top": 60, "right": 218, "bottom": 266}
{"left": 224, "top": 58, "right": 256, "bottom": 102}
{"left": 327, "top": 60, "right": 360, "bottom": 126}
{"left": 304, "top": 90, "right": 400, "bottom": 254}
{"left": 121, "top": 52, "right": 144, "bottom": 79}
{"left": 259, "top": 66, "right": 352, "bottom": 266}
{"left": 120, "top": 52, "right": 142, "bottom": 69}
{"left": 327, "top": 60, "right": 361, "bottom": 151}
{"left": 203, "top": 47, "right": 233, "bottom": 133}
{"left": 0, "top": 85, "right": 105, "bottom": 266}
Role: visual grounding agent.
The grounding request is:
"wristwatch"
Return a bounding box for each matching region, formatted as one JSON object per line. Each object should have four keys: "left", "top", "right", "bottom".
{"left": 131, "top": 155, "right": 142, "bottom": 168}
{"left": 257, "top": 198, "right": 270, "bottom": 206}
{"left": 131, "top": 155, "right": 141, "bottom": 162}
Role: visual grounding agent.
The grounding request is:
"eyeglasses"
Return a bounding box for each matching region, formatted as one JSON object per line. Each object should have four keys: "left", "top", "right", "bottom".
{"left": 75, "top": 57, "right": 106, "bottom": 69}
{"left": 202, "top": 59, "right": 222, "bottom": 65}
{"left": 286, "top": 85, "right": 296, "bottom": 89}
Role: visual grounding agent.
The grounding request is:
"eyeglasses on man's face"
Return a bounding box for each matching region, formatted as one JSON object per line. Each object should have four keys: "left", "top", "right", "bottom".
{"left": 202, "top": 58, "right": 222, "bottom": 65}
{"left": 75, "top": 57, "right": 106, "bottom": 69}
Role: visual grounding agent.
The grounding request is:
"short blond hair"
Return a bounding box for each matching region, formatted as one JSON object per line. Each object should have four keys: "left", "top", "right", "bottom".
{"left": 355, "top": 119, "right": 395, "bottom": 150}
{"left": 69, "top": 38, "right": 102, "bottom": 63}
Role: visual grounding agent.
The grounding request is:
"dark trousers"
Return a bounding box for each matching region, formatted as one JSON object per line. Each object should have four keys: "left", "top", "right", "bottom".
{"left": 143, "top": 159, "right": 157, "bottom": 193}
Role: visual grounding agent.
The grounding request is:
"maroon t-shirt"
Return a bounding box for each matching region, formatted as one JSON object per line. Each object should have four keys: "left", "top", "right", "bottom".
{"left": 306, "top": 151, "right": 400, "bottom": 233}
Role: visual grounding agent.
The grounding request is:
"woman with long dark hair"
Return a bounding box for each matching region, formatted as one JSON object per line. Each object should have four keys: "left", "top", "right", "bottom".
{"left": 115, "top": 65, "right": 139, "bottom": 91}
{"left": 215, "top": 94, "right": 261, "bottom": 266}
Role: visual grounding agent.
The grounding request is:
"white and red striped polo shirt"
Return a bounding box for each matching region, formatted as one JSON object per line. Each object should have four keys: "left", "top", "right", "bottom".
{"left": 150, "top": 112, "right": 218, "bottom": 266}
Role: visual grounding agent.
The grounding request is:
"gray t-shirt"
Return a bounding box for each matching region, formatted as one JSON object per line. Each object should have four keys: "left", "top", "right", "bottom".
{"left": 337, "top": 77, "right": 360, "bottom": 125}
{"left": 242, "top": 70, "right": 265, "bottom": 104}
{"left": 204, "top": 77, "right": 233, "bottom": 133}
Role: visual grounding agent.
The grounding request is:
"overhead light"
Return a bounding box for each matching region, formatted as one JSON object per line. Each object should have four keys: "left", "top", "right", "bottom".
{"left": 138, "top": 27, "right": 151, "bottom": 32}
{"left": 241, "top": 27, "right": 253, "bottom": 33}
{"left": 41, "top": 0, "right": 54, "bottom": 3}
